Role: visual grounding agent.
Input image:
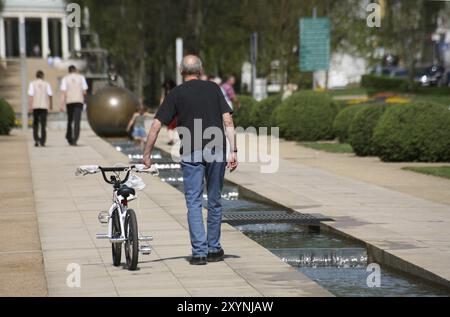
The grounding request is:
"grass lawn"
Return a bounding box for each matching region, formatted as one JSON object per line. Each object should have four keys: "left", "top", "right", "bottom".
{"left": 410, "top": 95, "right": 450, "bottom": 107}
{"left": 300, "top": 142, "right": 354, "bottom": 154}
{"left": 403, "top": 166, "right": 450, "bottom": 180}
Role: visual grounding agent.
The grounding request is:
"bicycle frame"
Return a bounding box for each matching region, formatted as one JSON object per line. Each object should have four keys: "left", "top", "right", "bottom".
{"left": 106, "top": 189, "right": 137, "bottom": 243}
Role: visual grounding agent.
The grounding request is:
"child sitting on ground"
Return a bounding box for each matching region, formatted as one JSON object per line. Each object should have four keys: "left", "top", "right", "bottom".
{"left": 127, "top": 105, "right": 151, "bottom": 151}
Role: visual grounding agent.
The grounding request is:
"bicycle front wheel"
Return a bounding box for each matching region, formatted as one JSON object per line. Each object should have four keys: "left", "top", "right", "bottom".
{"left": 124, "top": 209, "right": 139, "bottom": 271}
{"left": 111, "top": 208, "right": 122, "bottom": 267}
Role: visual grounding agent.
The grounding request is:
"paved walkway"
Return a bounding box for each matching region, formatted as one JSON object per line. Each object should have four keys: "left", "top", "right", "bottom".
{"left": 280, "top": 140, "right": 450, "bottom": 206}
{"left": 0, "top": 134, "right": 47, "bottom": 296}
{"left": 156, "top": 131, "right": 450, "bottom": 288}
{"left": 24, "top": 128, "right": 330, "bottom": 297}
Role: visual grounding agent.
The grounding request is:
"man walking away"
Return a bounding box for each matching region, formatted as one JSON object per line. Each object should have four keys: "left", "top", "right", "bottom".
{"left": 143, "top": 55, "right": 238, "bottom": 265}
{"left": 60, "top": 65, "right": 88, "bottom": 146}
{"left": 28, "top": 70, "right": 53, "bottom": 147}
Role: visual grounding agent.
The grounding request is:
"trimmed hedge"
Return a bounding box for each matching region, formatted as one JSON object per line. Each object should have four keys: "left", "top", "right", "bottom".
{"left": 361, "top": 74, "right": 450, "bottom": 96}
{"left": 333, "top": 105, "right": 367, "bottom": 143}
{"left": 0, "top": 99, "right": 15, "bottom": 135}
{"left": 373, "top": 103, "right": 450, "bottom": 162}
{"left": 349, "top": 104, "right": 387, "bottom": 156}
{"left": 233, "top": 95, "right": 258, "bottom": 128}
{"left": 273, "top": 91, "right": 338, "bottom": 141}
{"left": 361, "top": 74, "right": 407, "bottom": 94}
{"left": 334, "top": 99, "right": 350, "bottom": 113}
{"left": 249, "top": 94, "right": 282, "bottom": 128}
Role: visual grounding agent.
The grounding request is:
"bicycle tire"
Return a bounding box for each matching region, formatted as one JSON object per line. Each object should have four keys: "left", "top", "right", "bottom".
{"left": 124, "top": 209, "right": 139, "bottom": 271}
{"left": 111, "top": 208, "right": 122, "bottom": 267}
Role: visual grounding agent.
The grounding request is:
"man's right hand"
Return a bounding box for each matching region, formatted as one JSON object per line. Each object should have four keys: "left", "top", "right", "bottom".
{"left": 143, "top": 154, "right": 152, "bottom": 169}
{"left": 227, "top": 152, "right": 238, "bottom": 173}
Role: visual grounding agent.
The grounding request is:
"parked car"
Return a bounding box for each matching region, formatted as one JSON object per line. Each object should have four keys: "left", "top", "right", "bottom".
{"left": 414, "top": 65, "right": 446, "bottom": 87}
{"left": 371, "top": 66, "right": 408, "bottom": 79}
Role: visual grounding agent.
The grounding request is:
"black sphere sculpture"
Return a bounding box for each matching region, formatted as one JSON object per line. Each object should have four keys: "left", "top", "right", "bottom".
{"left": 87, "top": 86, "right": 139, "bottom": 137}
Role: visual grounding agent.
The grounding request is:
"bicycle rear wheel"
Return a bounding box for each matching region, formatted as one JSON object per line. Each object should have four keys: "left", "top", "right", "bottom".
{"left": 111, "top": 208, "right": 122, "bottom": 267}
{"left": 124, "top": 209, "right": 139, "bottom": 271}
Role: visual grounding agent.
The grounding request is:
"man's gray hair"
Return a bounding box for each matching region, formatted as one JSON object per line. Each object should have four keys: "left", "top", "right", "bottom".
{"left": 181, "top": 55, "right": 203, "bottom": 76}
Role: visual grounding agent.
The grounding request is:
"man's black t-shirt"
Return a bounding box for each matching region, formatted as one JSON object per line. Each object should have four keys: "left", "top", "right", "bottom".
{"left": 155, "top": 80, "right": 233, "bottom": 157}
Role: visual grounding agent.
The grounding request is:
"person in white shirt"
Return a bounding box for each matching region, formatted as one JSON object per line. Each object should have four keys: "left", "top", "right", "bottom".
{"left": 28, "top": 70, "right": 53, "bottom": 147}
{"left": 60, "top": 65, "right": 88, "bottom": 146}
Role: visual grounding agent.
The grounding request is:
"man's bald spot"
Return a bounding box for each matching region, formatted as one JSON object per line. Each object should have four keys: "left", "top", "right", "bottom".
{"left": 181, "top": 55, "right": 203, "bottom": 76}
{"left": 183, "top": 55, "right": 200, "bottom": 66}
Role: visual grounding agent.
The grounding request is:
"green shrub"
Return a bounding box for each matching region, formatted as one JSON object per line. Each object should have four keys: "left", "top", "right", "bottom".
{"left": 334, "top": 99, "right": 350, "bottom": 113}
{"left": 373, "top": 103, "right": 450, "bottom": 162}
{"left": 349, "top": 104, "right": 387, "bottom": 156}
{"left": 233, "top": 95, "right": 258, "bottom": 128}
{"left": 0, "top": 99, "right": 15, "bottom": 135}
{"left": 361, "top": 74, "right": 407, "bottom": 93}
{"left": 249, "top": 94, "right": 282, "bottom": 128}
{"left": 333, "top": 104, "right": 368, "bottom": 143}
{"left": 273, "top": 91, "right": 338, "bottom": 141}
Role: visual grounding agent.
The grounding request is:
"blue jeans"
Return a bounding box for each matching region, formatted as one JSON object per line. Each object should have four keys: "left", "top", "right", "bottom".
{"left": 181, "top": 151, "right": 227, "bottom": 257}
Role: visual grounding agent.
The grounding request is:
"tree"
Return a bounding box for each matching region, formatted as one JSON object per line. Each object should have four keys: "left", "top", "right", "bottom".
{"left": 72, "top": 1, "right": 441, "bottom": 102}
{"left": 376, "top": 0, "right": 447, "bottom": 86}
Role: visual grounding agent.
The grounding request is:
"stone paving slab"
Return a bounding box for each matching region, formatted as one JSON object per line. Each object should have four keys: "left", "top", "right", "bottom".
{"left": 280, "top": 139, "right": 450, "bottom": 206}
{"left": 26, "top": 129, "right": 330, "bottom": 297}
{"left": 0, "top": 133, "right": 47, "bottom": 296}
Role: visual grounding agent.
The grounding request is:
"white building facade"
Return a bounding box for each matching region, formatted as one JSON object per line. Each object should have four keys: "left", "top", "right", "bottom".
{"left": 0, "top": 0, "right": 81, "bottom": 60}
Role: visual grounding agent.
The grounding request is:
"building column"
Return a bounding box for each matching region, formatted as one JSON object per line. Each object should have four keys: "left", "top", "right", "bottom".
{"left": 0, "top": 17, "right": 5, "bottom": 59}
{"left": 19, "top": 15, "right": 28, "bottom": 131}
{"left": 74, "top": 26, "right": 81, "bottom": 52}
{"left": 41, "top": 16, "right": 49, "bottom": 58}
{"left": 61, "top": 17, "right": 69, "bottom": 59}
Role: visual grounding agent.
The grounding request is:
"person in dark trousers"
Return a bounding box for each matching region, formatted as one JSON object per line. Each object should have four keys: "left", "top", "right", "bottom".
{"left": 60, "top": 65, "right": 88, "bottom": 146}
{"left": 143, "top": 55, "right": 238, "bottom": 265}
{"left": 28, "top": 70, "right": 53, "bottom": 147}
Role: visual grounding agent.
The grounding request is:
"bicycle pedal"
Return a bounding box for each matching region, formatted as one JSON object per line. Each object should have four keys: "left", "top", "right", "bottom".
{"left": 139, "top": 245, "right": 152, "bottom": 255}
{"left": 139, "top": 235, "right": 153, "bottom": 242}
{"left": 110, "top": 237, "right": 126, "bottom": 244}
{"left": 98, "top": 211, "right": 109, "bottom": 224}
{"left": 96, "top": 233, "right": 109, "bottom": 240}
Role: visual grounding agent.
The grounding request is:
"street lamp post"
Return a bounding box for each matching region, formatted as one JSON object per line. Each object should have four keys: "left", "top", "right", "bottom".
{"left": 250, "top": 32, "right": 258, "bottom": 98}
{"left": 176, "top": 38, "right": 183, "bottom": 86}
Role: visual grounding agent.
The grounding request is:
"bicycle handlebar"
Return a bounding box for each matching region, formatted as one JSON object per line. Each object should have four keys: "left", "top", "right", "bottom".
{"left": 98, "top": 165, "right": 158, "bottom": 185}
{"left": 76, "top": 165, "right": 158, "bottom": 186}
{"left": 99, "top": 166, "right": 135, "bottom": 173}
{"left": 99, "top": 166, "right": 133, "bottom": 185}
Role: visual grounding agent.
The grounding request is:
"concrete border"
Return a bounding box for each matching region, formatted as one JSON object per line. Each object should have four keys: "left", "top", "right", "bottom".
{"left": 224, "top": 175, "right": 450, "bottom": 290}
{"left": 320, "top": 223, "right": 450, "bottom": 290}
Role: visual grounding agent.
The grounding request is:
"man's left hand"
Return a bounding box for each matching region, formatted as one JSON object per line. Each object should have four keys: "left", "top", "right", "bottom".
{"left": 227, "top": 153, "right": 238, "bottom": 173}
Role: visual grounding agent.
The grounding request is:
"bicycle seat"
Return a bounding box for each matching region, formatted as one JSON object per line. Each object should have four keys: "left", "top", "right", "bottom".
{"left": 117, "top": 186, "right": 136, "bottom": 198}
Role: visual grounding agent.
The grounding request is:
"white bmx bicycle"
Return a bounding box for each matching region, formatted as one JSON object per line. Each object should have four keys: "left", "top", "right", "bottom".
{"left": 76, "top": 164, "right": 158, "bottom": 271}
